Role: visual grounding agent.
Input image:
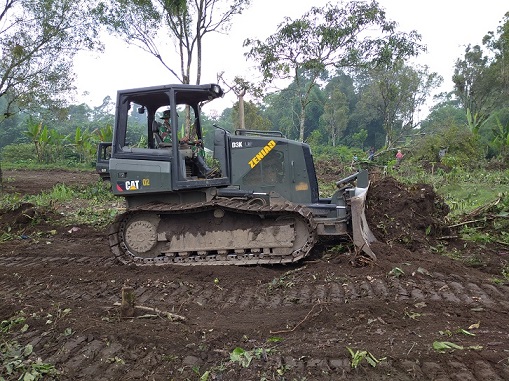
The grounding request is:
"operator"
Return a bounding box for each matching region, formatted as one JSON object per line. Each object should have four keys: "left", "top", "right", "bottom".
{"left": 159, "top": 110, "right": 214, "bottom": 178}
{"left": 159, "top": 110, "right": 173, "bottom": 143}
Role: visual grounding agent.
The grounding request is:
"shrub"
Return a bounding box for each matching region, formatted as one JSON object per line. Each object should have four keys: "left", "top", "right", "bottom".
{"left": 1, "top": 143, "right": 37, "bottom": 164}
{"left": 411, "top": 125, "right": 485, "bottom": 170}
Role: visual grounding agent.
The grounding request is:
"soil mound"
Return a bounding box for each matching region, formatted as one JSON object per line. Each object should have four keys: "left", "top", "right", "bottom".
{"left": 0, "top": 202, "right": 61, "bottom": 231}
{"left": 366, "top": 176, "right": 451, "bottom": 254}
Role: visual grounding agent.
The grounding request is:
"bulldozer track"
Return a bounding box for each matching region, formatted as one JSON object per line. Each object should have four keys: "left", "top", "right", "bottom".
{"left": 109, "top": 198, "right": 317, "bottom": 266}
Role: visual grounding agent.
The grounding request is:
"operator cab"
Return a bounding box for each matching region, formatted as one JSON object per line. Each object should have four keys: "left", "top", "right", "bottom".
{"left": 97, "top": 84, "right": 231, "bottom": 195}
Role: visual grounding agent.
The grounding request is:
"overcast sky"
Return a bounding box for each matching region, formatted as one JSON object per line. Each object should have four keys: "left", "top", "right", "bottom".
{"left": 74, "top": 0, "right": 508, "bottom": 118}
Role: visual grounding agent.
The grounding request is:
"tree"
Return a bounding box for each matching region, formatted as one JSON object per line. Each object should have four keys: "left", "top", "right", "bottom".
{"left": 320, "top": 87, "right": 348, "bottom": 147}
{"left": 482, "top": 12, "right": 509, "bottom": 108}
{"left": 0, "top": 0, "right": 102, "bottom": 122}
{"left": 244, "top": 0, "right": 424, "bottom": 142}
{"left": 217, "top": 74, "right": 261, "bottom": 130}
{"left": 419, "top": 97, "right": 465, "bottom": 135}
{"left": 231, "top": 100, "right": 271, "bottom": 131}
{"left": 492, "top": 116, "right": 509, "bottom": 158}
{"left": 98, "top": 0, "right": 250, "bottom": 85}
{"left": 453, "top": 44, "right": 498, "bottom": 134}
{"left": 356, "top": 60, "right": 442, "bottom": 149}
{"left": 263, "top": 90, "right": 299, "bottom": 139}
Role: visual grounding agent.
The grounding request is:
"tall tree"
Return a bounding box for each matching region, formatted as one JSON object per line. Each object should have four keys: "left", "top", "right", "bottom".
{"left": 244, "top": 0, "right": 424, "bottom": 142}
{"left": 231, "top": 100, "right": 271, "bottom": 131}
{"left": 0, "top": 0, "right": 102, "bottom": 123}
{"left": 482, "top": 12, "right": 509, "bottom": 108}
{"left": 453, "top": 44, "right": 498, "bottom": 134}
{"left": 97, "top": 0, "right": 250, "bottom": 85}
{"left": 217, "top": 73, "right": 260, "bottom": 130}
{"left": 320, "top": 87, "right": 348, "bottom": 147}
{"left": 263, "top": 90, "right": 299, "bottom": 139}
{"left": 357, "top": 60, "right": 442, "bottom": 149}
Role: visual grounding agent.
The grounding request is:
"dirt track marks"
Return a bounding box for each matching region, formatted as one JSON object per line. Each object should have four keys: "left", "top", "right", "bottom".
{"left": 1, "top": 255, "right": 508, "bottom": 380}
{"left": 157, "top": 275, "right": 509, "bottom": 310}
{"left": 1, "top": 255, "right": 508, "bottom": 310}
{"left": 29, "top": 335, "right": 509, "bottom": 381}
{"left": 0, "top": 255, "right": 115, "bottom": 268}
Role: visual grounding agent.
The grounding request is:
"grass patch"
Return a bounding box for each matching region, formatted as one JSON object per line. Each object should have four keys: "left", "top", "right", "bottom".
{"left": 401, "top": 168, "right": 509, "bottom": 217}
{"left": 0, "top": 181, "right": 120, "bottom": 230}
{"left": 1, "top": 161, "right": 96, "bottom": 172}
{"left": 441, "top": 185, "right": 509, "bottom": 218}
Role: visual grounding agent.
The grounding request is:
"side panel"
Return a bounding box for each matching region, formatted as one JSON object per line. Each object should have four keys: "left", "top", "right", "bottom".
{"left": 109, "top": 158, "right": 172, "bottom": 196}
{"left": 229, "top": 136, "right": 316, "bottom": 204}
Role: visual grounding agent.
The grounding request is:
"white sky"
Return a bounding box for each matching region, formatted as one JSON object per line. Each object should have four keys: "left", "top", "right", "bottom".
{"left": 74, "top": 0, "right": 508, "bottom": 118}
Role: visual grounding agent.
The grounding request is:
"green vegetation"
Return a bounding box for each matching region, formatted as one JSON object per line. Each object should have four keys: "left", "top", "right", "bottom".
{"left": 0, "top": 180, "right": 119, "bottom": 237}
{"left": 1, "top": 313, "right": 59, "bottom": 380}
{"left": 1, "top": 121, "right": 112, "bottom": 168}
{"left": 346, "top": 347, "right": 385, "bottom": 369}
{"left": 432, "top": 341, "right": 483, "bottom": 353}
{"left": 388, "top": 267, "right": 405, "bottom": 278}
{"left": 184, "top": 342, "right": 279, "bottom": 379}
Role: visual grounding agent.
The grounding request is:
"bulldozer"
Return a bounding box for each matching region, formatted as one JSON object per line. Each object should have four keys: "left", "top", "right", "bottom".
{"left": 96, "top": 83, "right": 376, "bottom": 266}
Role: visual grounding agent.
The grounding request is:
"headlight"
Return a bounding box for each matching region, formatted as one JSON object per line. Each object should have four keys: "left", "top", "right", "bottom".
{"left": 211, "top": 84, "right": 223, "bottom": 96}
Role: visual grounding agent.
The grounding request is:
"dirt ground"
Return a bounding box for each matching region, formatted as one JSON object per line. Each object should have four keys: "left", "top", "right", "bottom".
{"left": 1, "top": 168, "right": 509, "bottom": 381}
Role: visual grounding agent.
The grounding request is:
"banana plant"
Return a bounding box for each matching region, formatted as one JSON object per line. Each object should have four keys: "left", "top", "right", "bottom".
{"left": 23, "top": 119, "right": 43, "bottom": 162}
{"left": 23, "top": 120, "right": 55, "bottom": 163}
{"left": 38, "top": 125, "right": 53, "bottom": 162}
{"left": 48, "top": 129, "right": 69, "bottom": 162}
{"left": 93, "top": 124, "right": 113, "bottom": 142}
{"left": 466, "top": 108, "right": 486, "bottom": 136}
{"left": 492, "top": 117, "right": 509, "bottom": 157}
{"left": 73, "top": 127, "right": 93, "bottom": 163}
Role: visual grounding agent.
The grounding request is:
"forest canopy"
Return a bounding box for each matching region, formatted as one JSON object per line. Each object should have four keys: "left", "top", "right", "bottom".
{"left": 0, "top": 2, "right": 508, "bottom": 168}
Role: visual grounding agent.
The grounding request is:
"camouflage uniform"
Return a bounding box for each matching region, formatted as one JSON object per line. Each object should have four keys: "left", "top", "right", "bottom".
{"left": 160, "top": 110, "right": 172, "bottom": 143}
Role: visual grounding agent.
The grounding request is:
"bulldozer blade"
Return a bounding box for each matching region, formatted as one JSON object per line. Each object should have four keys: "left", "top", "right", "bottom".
{"left": 350, "top": 182, "right": 377, "bottom": 260}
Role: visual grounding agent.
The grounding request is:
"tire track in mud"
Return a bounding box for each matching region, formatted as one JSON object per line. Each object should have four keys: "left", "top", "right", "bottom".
{"left": 2, "top": 257, "right": 508, "bottom": 380}
{"left": 1, "top": 257, "right": 508, "bottom": 310}
{"left": 168, "top": 275, "right": 509, "bottom": 311}
{"left": 0, "top": 255, "right": 116, "bottom": 268}
{"left": 30, "top": 334, "right": 509, "bottom": 381}
{"left": 401, "top": 359, "right": 508, "bottom": 381}
{"left": 2, "top": 254, "right": 507, "bottom": 309}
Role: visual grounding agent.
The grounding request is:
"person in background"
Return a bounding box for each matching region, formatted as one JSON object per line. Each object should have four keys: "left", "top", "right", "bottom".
{"left": 395, "top": 149, "right": 404, "bottom": 166}
{"left": 367, "top": 147, "right": 375, "bottom": 161}
{"left": 439, "top": 147, "right": 447, "bottom": 161}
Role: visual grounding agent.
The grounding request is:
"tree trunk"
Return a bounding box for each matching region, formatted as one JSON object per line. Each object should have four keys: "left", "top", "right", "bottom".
{"left": 238, "top": 89, "right": 246, "bottom": 129}
{"left": 299, "top": 106, "right": 306, "bottom": 142}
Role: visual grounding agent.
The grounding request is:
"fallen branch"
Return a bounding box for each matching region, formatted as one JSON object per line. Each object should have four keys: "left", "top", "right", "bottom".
{"left": 113, "top": 302, "right": 186, "bottom": 321}
{"left": 449, "top": 214, "right": 508, "bottom": 229}
{"left": 437, "top": 235, "right": 459, "bottom": 240}
{"left": 463, "top": 197, "right": 502, "bottom": 219}
{"left": 448, "top": 218, "right": 492, "bottom": 229}
{"left": 270, "top": 302, "right": 323, "bottom": 334}
{"left": 136, "top": 305, "right": 187, "bottom": 321}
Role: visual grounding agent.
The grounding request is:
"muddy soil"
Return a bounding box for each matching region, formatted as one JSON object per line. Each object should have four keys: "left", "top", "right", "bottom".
{"left": 1, "top": 169, "right": 508, "bottom": 381}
